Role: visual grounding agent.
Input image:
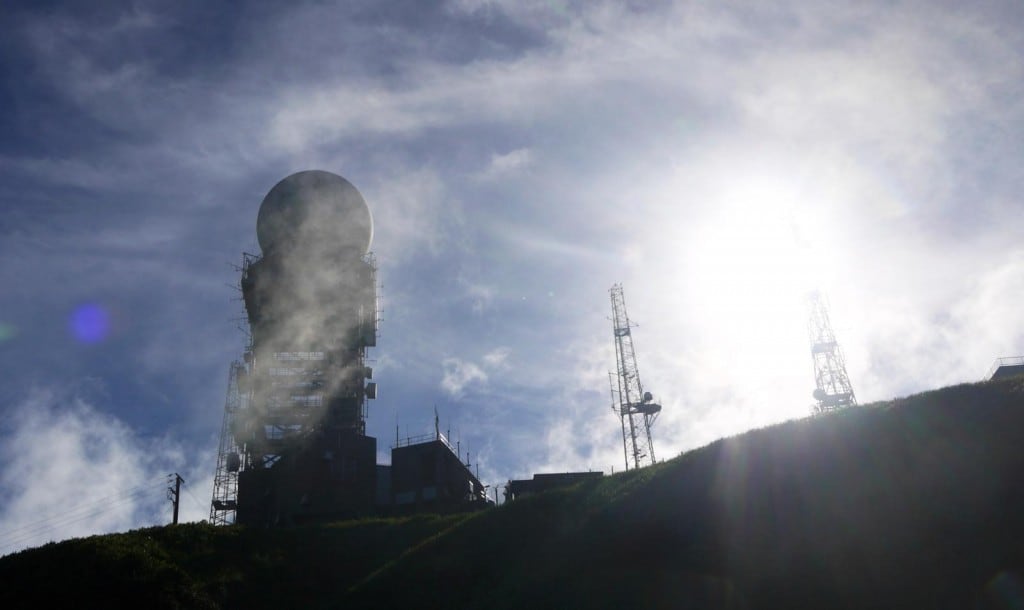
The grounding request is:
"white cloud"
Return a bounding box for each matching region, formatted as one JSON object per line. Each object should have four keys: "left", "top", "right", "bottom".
{"left": 0, "top": 390, "right": 210, "bottom": 556}
{"left": 441, "top": 358, "right": 488, "bottom": 397}
{"left": 265, "top": 8, "right": 682, "bottom": 151}
{"left": 440, "top": 348, "right": 513, "bottom": 398}
{"left": 852, "top": 249, "right": 1024, "bottom": 398}
{"left": 482, "top": 347, "right": 511, "bottom": 368}
{"left": 479, "top": 148, "right": 533, "bottom": 180}
{"left": 366, "top": 168, "right": 452, "bottom": 263}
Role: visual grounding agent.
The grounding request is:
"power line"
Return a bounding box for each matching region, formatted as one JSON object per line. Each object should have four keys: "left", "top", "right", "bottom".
{"left": 180, "top": 481, "right": 207, "bottom": 514}
{"left": 0, "top": 479, "right": 168, "bottom": 555}
{"left": 0, "top": 483, "right": 164, "bottom": 550}
{"left": 0, "top": 478, "right": 165, "bottom": 539}
{"left": 1, "top": 504, "right": 139, "bottom": 554}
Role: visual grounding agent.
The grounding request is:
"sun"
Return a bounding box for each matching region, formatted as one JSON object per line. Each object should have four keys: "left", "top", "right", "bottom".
{"left": 669, "top": 172, "right": 840, "bottom": 422}
{"left": 687, "top": 192, "right": 816, "bottom": 324}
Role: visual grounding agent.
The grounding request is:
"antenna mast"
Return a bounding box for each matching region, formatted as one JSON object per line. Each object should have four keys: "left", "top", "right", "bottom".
{"left": 609, "top": 284, "right": 662, "bottom": 470}
{"left": 807, "top": 291, "right": 856, "bottom": 414}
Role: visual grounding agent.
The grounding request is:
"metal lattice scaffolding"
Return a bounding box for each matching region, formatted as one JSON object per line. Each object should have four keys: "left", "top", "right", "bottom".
{"left": 608, "top": 284, "right": 662, "bottom": 470}
{"left": 210, "top": 244, "right": 379, "bottom": 525}
{"left": 209, "top": 360, "right": 247, "bottom": 525}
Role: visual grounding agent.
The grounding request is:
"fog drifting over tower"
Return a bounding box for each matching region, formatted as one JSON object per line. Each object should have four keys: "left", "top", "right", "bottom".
{"left": 217, "top": 169, "right": 380, "bottom": 526}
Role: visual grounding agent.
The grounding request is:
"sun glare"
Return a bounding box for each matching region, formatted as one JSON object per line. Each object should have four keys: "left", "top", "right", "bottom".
{"left": 667, "top": 173, "right": 841, "bottom": 425}
{"left": 688, "top": 197, "right": 815, "bottom": 324}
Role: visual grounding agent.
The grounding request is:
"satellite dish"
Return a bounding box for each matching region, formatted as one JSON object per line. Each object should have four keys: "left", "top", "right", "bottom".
{"left": 256, "top": 170, "right": 373, "bottom": 256}
{"left": 642, "top": 391, "right": 653, "bottom": 403}
{"left": 813, "top": 388, "right": 827, "bottom": 401}
{"left": 637, "top": 402, "right": 661, "bottom": 415}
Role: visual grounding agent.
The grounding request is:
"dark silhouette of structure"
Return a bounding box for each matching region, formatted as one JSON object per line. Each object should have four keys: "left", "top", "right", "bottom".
{"left": 504, "top": 471, "right": 603, "bottom": 502}
{"left": 211, "top": 171, "right": 487, "bottom": 526}
{"left": 391, "top": 435, "right": 488, "bottom": 513}
{"left": 608, "top": 284, "right": 661, "bottom": 470}
{"left": 987, "top": 356, "right": 1024, "bottom": 380}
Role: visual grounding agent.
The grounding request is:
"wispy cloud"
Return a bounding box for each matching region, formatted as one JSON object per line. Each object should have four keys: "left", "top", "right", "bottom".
{"left": 441, "top": 358, "right": 488, "bottom": 397}
{"left": 478, "top": 148, "right": 533, "bottom": 180}
{"left": 0, "top": 389, "right": 210, "bottom": 556}
{"left": 482, "top": 347, "right": 511, "bottom": 368}
{"left": 440, "top": 346, "right": 513, "bottom": 398}
{"left": 366, "top": 168, "right": 452, "bottom": 263}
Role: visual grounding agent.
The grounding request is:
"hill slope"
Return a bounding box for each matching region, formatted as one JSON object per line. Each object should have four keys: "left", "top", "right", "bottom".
{"left": 4, "top": 378, "right": 1024, "bottom": 609}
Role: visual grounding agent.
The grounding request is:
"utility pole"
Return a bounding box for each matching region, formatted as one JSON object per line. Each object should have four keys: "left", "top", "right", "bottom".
{"left": 168, "top": 473, "right": 184, "bottom": 525}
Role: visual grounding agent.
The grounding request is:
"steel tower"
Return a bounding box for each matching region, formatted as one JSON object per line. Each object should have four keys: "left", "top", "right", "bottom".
{"left": 210, "top": 170, "right": 379, "bottom": 526}
{"left": 807, "top": 291, "right": 856, "bottom": 414}
{"left": 609, "top": 284, "right": 662, "bottom": 470}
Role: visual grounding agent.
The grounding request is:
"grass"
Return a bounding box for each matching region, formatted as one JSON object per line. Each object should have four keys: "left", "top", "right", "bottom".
{"left": 0, "top": 513, "right": 466, "bottom": 609}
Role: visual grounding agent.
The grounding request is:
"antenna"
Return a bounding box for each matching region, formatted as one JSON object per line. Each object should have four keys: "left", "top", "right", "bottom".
{"left": 807, "top": 291, "right": 856, "bottom": 414}
{"left": 608, "top": 284, "right": 662, "bottom": 470}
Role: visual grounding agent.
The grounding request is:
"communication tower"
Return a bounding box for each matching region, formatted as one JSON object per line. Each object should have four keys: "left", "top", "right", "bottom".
{"left": 807, "top": 291, "right": 856, "bottom": 414}
{"left": 210, "top": 170, "right": 379, "bottom": 526}
{"left": 608, "top": 284, "right": 662, "bottom": 470}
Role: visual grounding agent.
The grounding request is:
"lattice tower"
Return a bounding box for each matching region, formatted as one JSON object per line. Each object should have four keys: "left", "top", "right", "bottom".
{"left": 609, "top": 284, "right": 662, "bottom": 470}
{"left": 808, "top": 291, "right": 856, "bottom": 414}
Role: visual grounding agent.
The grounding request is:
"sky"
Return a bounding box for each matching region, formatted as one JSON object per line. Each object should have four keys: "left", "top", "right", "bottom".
{"left": 1, "top": 0, "right": 1022, "bottom": 554}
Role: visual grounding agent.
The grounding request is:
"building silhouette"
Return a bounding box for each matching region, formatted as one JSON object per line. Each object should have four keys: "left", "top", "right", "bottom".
{"left": 211, "top": 171, "right": 488, "bottom": 526}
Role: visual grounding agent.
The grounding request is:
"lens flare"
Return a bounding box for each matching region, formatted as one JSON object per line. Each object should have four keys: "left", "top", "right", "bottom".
{"left": 984, "top": 571, "right": 1024, "bottom": 609}
{"left": 70, "top": 304, "right": 110, "bottom": 344}
{"left": 0, "top": 323, "right": 15, "bottom": 342}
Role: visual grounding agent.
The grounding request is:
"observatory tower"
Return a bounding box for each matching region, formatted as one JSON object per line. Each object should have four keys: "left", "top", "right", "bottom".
{"left": 211, "top": 170, "right": 379, "bottom": 526}
{"left": 807, "top": 291, "right": 856, "bottom": 414}
{"left": 608, "top": 284, "right": 662, "bottom": 470}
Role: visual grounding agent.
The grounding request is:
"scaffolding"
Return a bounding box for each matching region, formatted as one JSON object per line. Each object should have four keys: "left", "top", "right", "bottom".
{"left": 609, "top": 284, "right": 661, "bottom": 470}
{"left": 210, "top": 246, "right": 380, "bottom": 525}
{"left": 208, "top": 253, "right": 258, "bottom": 525}
{"left": 209, "top": 360, "right": 246, "bottom": 525}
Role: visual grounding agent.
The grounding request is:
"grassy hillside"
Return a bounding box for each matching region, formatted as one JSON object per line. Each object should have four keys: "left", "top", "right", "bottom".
{"left": 0, "top": 514, "right": 467, "bottom": 609}
{"left": 4, "top": 378, "right": 1024, "bottom": 609}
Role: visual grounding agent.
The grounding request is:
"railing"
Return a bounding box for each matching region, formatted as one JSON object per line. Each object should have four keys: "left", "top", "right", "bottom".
{"left": 392, "top": 430, "right": 456, "bottom": 454}
{"left": 986, "top": 356, "right": 1024, "bottom": 380}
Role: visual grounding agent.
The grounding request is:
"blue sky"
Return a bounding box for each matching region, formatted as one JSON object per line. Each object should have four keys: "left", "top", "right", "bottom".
{"left": 1, "top": 0, "right": 1023, "bottom": 553}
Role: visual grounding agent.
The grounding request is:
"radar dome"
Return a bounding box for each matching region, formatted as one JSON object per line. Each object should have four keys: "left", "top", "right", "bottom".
{"left": 256, "top": 170, "right": 373, "bottom": 255}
